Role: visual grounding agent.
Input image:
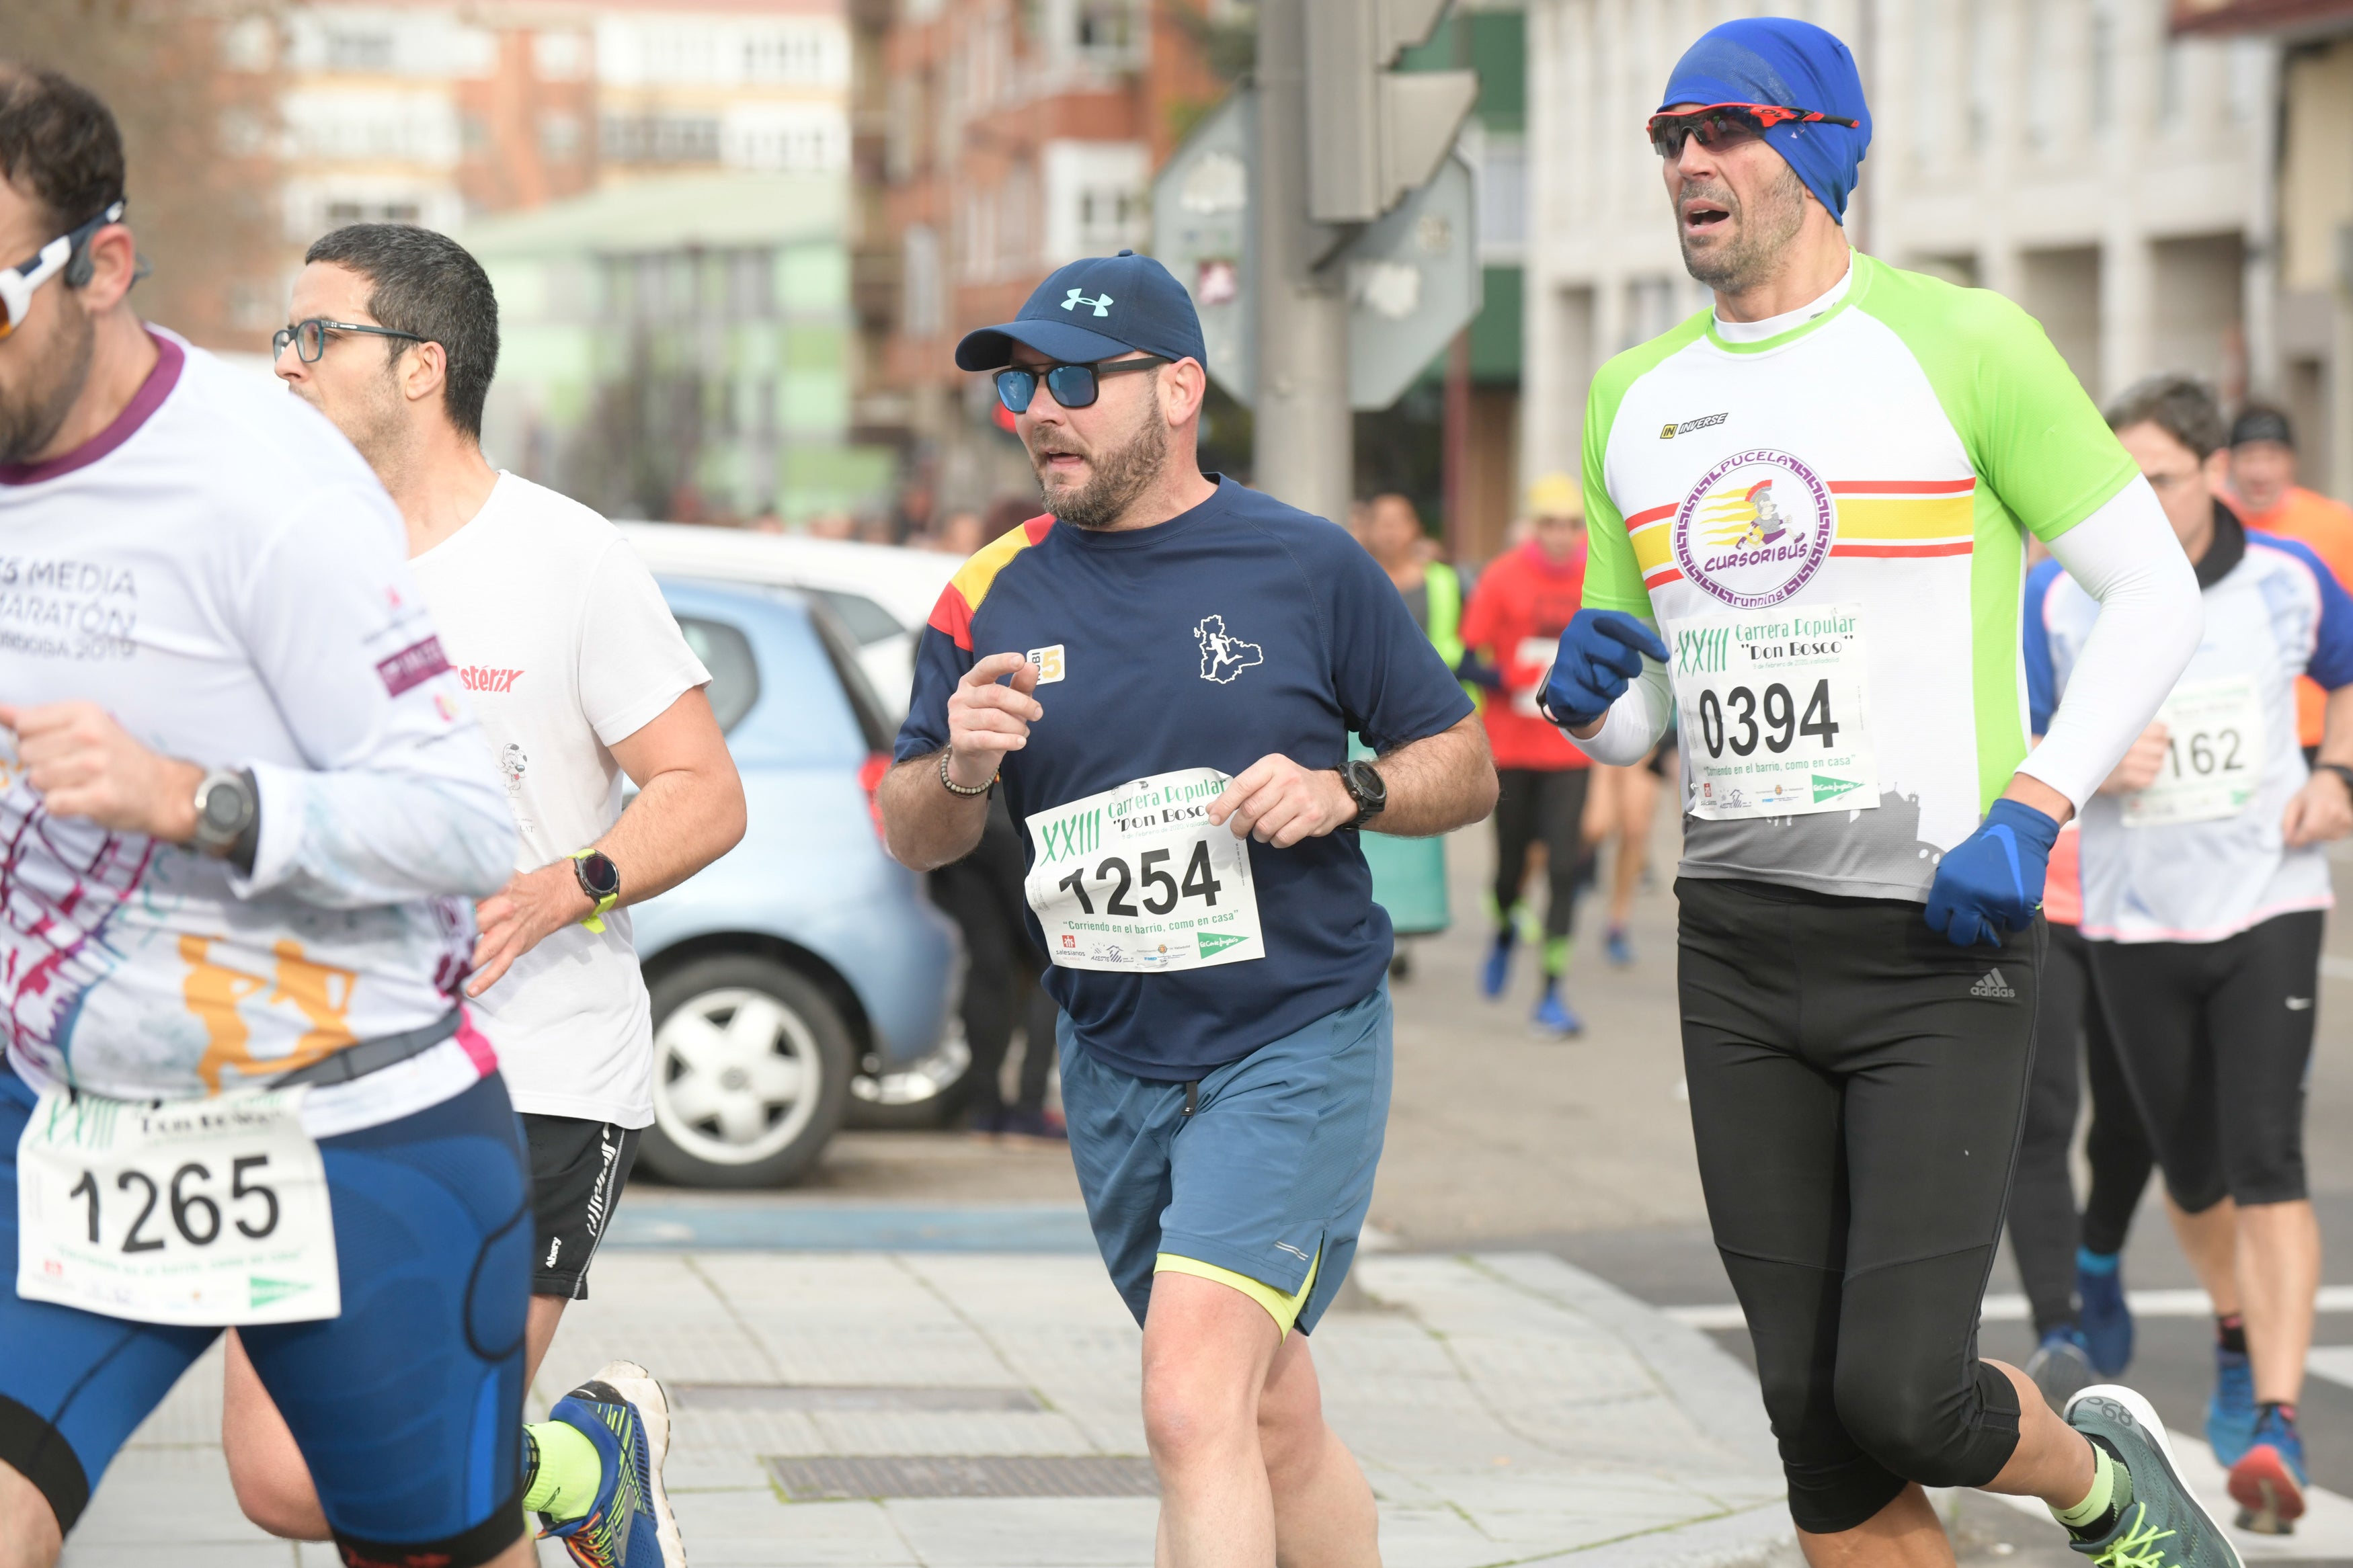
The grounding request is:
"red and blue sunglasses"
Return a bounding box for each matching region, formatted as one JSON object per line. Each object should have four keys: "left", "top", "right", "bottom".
{"left": 1646, "top": 103, "right": 1860, "bottom": 158}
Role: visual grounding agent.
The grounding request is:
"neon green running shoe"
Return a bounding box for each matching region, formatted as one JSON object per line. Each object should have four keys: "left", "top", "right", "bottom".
{"left": 2063, "top": 1384, "right": 2243, "bottom": 1568}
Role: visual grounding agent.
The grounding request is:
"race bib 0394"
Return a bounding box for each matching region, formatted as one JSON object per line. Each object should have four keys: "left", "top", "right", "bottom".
{"left": 16, "top": 1084, "right": 340, "bottom": 1327}
{"left": 1024, "top": 768, "right": 1264, "bottom": 973}
{"left": 1669, "top": 604, "right": 1878, "bottom": 821}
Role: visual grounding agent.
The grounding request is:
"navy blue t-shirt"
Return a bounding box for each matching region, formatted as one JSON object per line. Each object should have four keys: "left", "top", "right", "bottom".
{"left": 895, "top": 477, "right": 1474, "bottom": 1079}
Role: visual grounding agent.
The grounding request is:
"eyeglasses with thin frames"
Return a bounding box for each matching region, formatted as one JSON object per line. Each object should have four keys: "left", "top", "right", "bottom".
{"left": 273, "top": 318, "right": 428, "bottom": 364}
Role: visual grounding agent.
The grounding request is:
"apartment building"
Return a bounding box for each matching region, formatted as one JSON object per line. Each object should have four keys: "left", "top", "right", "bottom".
{"left": 214, "top": 0, "right": 849, "bottom": 330}
{"left": 862, "top": 0, "right": 1229, "bottom": 517}
{"left": 1522, "top": 0, "right": 2280, "bottom": 497}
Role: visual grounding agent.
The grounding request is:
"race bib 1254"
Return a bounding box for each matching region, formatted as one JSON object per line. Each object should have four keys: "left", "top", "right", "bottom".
{"left": 1024, "top": 768, "right": 1264, "bottom": 973}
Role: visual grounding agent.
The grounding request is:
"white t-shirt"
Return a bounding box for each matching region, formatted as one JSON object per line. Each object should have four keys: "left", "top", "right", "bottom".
{"left": 408, "top": 474, "right": 709, "bottom": 1127}
{"left": 0, "top": 331, "right": 518, "bottom": 1127}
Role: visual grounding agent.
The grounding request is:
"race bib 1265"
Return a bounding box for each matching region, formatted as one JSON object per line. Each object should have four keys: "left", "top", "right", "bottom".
{"left": 1024, "top": 768, "right": 1264, "bottom": 973}
{"left": 16, "top": 1085, "right": 340, "bottom": 1327}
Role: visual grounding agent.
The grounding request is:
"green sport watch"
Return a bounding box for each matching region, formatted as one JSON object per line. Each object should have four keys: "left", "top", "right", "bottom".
{"left": 571, "top": 850, "right": 621, "bottom": 934}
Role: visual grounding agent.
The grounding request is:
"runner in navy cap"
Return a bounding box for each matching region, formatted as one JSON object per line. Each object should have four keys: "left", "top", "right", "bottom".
{"left": 887, "top": 256, "right": 1497, "bottom": 1565}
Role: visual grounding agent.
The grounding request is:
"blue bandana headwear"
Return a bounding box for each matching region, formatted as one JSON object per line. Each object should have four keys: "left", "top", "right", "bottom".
{"left": 1659, "top": 18, "right": 1871, "bottom": 223}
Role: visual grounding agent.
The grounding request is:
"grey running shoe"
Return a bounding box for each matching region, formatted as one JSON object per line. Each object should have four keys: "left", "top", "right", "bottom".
{"left": 2063, "top": 1384, "right": 2243, "bottom": 1568}
{"left": 2027, "top": 1328, "right": 2098, "bottom": 1411}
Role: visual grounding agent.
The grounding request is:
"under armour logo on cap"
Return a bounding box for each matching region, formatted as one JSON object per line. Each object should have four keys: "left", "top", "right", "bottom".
{"left": 955, "top": 249, "right": 1206, "bottom": 373}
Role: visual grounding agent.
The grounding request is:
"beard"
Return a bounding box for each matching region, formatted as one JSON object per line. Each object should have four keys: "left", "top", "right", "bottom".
{"left": 1030, "top": 407, "right": 1166, "bottom": 531}
{"left": 0, "top": 301, "right": 96, "bottom": 467}
{"left": 1677, "top": 162, "right": 1810, "bottom": 296}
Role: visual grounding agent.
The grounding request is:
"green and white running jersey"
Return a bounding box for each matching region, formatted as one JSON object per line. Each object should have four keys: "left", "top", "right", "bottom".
{"left": 1583, "top": 253, "right": 2137, "bottom": 901}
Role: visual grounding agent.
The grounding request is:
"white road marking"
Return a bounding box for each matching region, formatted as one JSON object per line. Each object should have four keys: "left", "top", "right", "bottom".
{"left": 1665, "top": 1286, "right": 2353, "bottom": 1332}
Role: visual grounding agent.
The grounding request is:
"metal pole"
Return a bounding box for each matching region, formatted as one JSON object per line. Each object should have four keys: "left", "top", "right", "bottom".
{"left": 1253, "top": 0, "right": 1353, "bottom": 526}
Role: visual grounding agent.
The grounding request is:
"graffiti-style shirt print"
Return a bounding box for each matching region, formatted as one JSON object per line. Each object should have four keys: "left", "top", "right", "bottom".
{"left": 0, "top": 332, "right": 515, "bottom": 1122}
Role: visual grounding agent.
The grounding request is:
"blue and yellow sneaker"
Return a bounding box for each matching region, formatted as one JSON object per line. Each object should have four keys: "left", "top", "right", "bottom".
{"left": 2206, "top": 1347, "right": 2257, "bottom": 1469}
{"left": 541, "top": 1360, "right": 681, "bottom": 1567}
{"left": 2229, "top": 1404, "right": 2307, "bottom": 1536}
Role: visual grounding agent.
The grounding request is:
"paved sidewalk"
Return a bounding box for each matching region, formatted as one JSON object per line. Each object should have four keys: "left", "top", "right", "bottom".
{"left": 63, "top": 1249, "right": 1793, "bottom": 1568}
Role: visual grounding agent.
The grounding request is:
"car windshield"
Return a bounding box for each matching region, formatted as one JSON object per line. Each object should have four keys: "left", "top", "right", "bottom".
{"left": 676, "top": 616, "right": 762, "bottom": 733}
{"left": 807, "top": 588, "right": 905, "bottom": 647}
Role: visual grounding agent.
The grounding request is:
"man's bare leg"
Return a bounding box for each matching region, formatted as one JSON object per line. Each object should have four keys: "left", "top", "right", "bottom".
{"left": 2237, "top": 1199, "right": 2321, "bottom": 1406}
{"left": 225, "top": 1294, "right": 571, "bottom": 1540}
{"left": 1794, "top": 1483, "right": 1954, "bottom": 1568}
{"left": 0, "top": 1459, "right": 62, "bottom": 1568}
{"left": 2166, "top": 1194, "right": 2243, "bottom": 1315}
{"left": 1143, "top": 1272, "right": 1282, "bottom": 1567}
{"left": 1259, "top": 1322, "right": 1379, "bottom": 1565}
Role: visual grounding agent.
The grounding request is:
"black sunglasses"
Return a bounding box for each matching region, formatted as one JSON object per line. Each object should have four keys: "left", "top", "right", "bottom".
{"left": 273, "top": 318, "right": 428, "bottom": 364}
{"left": 994, "top": 355, "right": 1168, "bottom": 413}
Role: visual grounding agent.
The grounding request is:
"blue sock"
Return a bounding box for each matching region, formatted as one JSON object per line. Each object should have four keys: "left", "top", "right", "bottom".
{"left": 2077, "top": 1247, "right": 2120, "bottom": 1276}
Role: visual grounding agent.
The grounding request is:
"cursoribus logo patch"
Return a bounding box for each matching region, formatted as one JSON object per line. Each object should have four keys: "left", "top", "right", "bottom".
{"left": 1672, "top": 448, "right": 1835, "bottom": 609}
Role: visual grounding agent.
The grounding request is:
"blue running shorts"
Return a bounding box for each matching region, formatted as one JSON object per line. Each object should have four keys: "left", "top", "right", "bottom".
{"left": 0, "top": 1067, "right": 532, "bottom": 1565}
{"left": 1060, "top": 982, "right": 1392, "bottom": 1335}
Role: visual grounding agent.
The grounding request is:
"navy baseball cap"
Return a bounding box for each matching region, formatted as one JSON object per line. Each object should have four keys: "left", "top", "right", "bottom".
{"left": 953, "top": 250, "right": 1209, "bottom": 373}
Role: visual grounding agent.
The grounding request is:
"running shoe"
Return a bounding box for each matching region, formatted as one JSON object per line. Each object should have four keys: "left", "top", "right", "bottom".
{"left": 2206, "top": 1347, "right": 2256, "bottom": 1469}
{"left": 540, "top": 1362, "right": 679, "bottom": 1567}
{"left": 2026, "top": 1327, "right": 2098, "bottom": 1411}
{"left": 1605, "top": 923, "right": 1635, "bottom": 967}
{"left": 2228, "top": 1405, "right": 2306, "bottom": 1536}
{"left": 1480, "top": 930, "right": 1514, "bottom": 999}
{"left": 2063, "top": 1384, "right": 2243, "bottom": 1568}
{"left": 2077, "top": 1251, "right": 2134, "bottom": 1376}
{"left": 1531, "top": 991, "right": 1583, "bottom": 1038}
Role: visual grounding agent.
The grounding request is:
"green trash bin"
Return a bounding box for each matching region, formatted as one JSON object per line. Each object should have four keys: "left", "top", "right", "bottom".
{"left": 1351, "top": 735, "right": 1449, "bottom": 935}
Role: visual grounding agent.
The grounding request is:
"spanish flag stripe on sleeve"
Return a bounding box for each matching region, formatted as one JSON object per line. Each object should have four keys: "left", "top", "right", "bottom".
{"left": 926, "top": 515, "right": 1058, "bottom": 652}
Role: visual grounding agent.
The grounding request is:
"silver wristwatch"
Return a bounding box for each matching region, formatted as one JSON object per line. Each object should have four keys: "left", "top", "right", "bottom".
{"left": 190, "top": 768, "right": 258, "bottom": 860}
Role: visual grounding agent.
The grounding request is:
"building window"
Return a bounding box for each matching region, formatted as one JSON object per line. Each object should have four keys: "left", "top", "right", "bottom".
{"left": 903, "top": 224, "right": 943, "bottom": 337}
{"left": 221, "top": 15, "right": 276, "bottom": 73}
{"left": 325, "top": 200, "right": 422, "bottom": 226}
{"left": 324, "top": 26, "right": 395, "bottom": 73}
{"left": 603, "top": 114, "right": 722, "bottom": 164}
{"left": 1072, "top": 0, "right": 1144, "bottom": 69}
{"left": 534, "top": 31, "right": 592, "bottom": 81}
{"left": 1477, "top": 136, "right": 1525, "bottom": 259}
{"left": 541, "top": 113, "right": 582, "bottom": 161}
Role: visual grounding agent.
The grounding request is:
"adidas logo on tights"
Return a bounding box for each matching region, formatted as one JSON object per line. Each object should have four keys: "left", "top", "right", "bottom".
{"left": 1970, "top": 968, "right": 2016, "bottom": 999}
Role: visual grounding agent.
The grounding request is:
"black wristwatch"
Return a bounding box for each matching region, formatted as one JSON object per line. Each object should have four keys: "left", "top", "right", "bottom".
{"left": 571, "top": 850, "right": 621, "bottom": 934}
{"left": 191, "top": 768, "right": 260, "bottom": 874}
{"left": 2319, "top": 761, "right": 2353, "bottom": 798}
{"left": 1340, "top": 759, "right": 1387, "bottom": 825}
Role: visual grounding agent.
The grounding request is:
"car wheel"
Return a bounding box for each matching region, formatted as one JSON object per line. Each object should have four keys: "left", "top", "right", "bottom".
{"left": 639, "top": 955, "right": 852, "bottom": 1188}
{"left": 845, "top": 1022, "right": 976, "bottom": 1130}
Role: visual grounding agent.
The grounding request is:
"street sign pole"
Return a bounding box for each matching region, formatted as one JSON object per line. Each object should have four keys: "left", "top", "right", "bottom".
{"left": 1252, "top": 0, "right": 1353, "bottom": 527}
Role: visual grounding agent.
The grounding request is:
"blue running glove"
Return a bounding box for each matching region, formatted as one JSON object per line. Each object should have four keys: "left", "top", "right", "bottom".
{"left": 1924, "top": 798, "right": 2061, "bottom": 948}
{"left": 1540, "top": 610, "right": 1671, "bottom": 727}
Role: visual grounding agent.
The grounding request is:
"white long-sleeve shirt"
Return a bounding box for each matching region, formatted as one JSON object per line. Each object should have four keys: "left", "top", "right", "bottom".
{"left": 0, "top": 331, "right": 516, "bottom": 1120}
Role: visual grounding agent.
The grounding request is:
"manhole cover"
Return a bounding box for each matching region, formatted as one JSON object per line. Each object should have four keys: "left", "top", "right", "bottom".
{"left": 674, "top": 1385, "right": 1042, "bottom": 1413}
{"left": 766, "top": 1454, "right": 1160, "bottom": 1499}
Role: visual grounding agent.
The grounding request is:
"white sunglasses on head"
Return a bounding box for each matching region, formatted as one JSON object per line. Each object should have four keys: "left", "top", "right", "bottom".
{"left": 0, "top": 200, "right": 126, "bottom": 341}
